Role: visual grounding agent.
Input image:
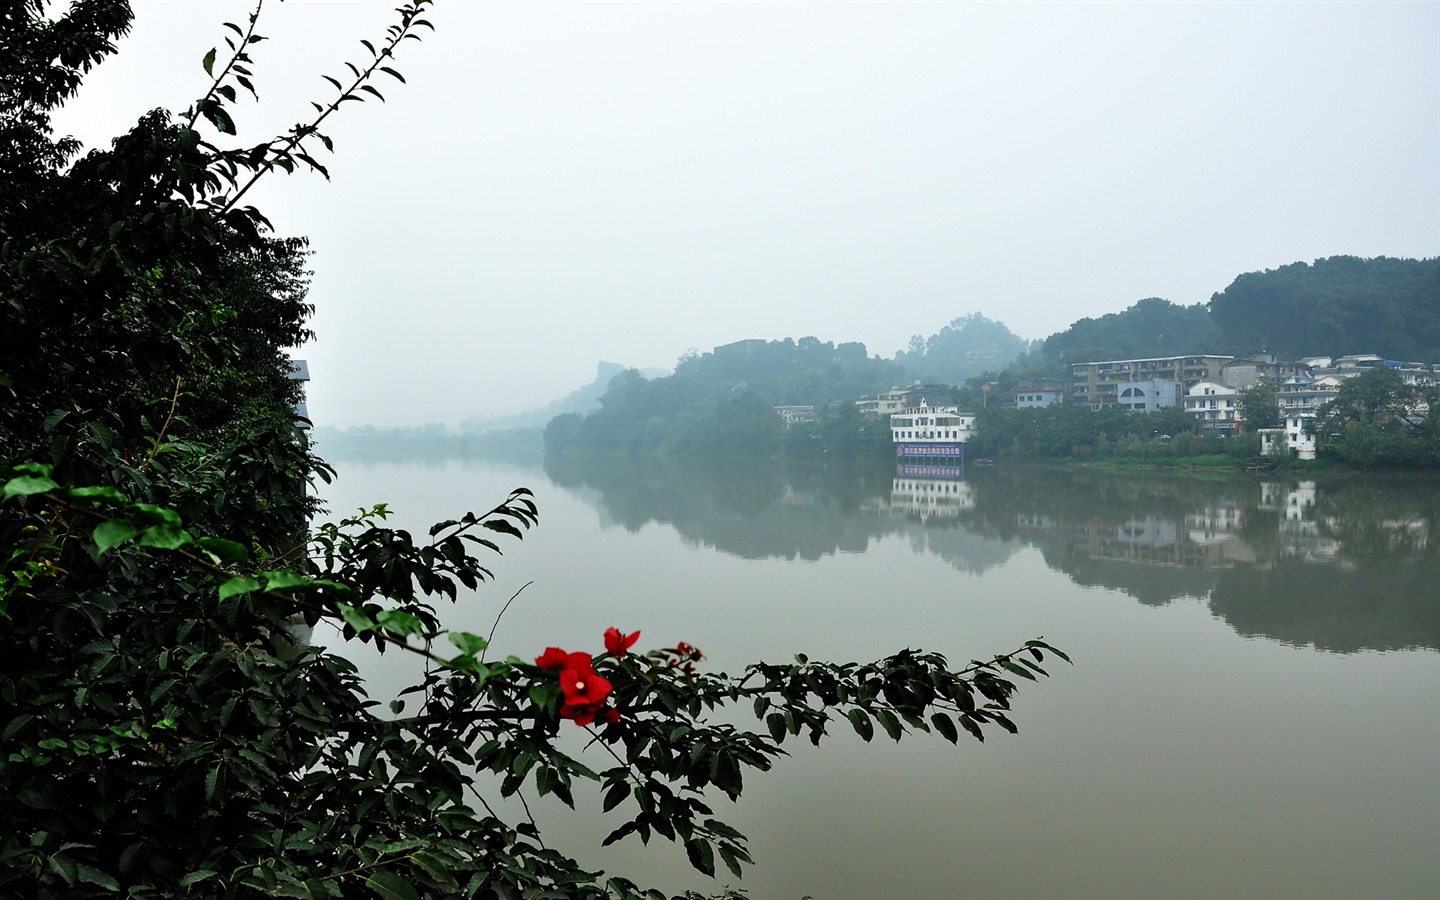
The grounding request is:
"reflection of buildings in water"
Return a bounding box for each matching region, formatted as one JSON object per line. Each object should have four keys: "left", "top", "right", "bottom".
{"left": 1261, "top": 481, "right": 1317, "bottom": 522}
{"left": 1060, "top": 505, "right": 1257, "bottom": 569}
{"left": 778, "top": 484, "right": 819, "bottom": 507}
{"left": 1116, "top": 516, "right": 1177, "bottom": 547}
{"left": 1260, "top": 481, "right": 1341, "bottom": 564}
{"left": 1186, "top": 502, "right": 1240, "bottom": 546}
{"left": 884, "top": 476, "right": 975, "bottom": 523}
{"left": 1184, "top": 500, "right": 1260, "bottom": 566}
{"left": 1379, "top": 515, "right": 1429, "bottom": 552}
{"left": 1074, "top": 516, "right": 1186, "bottom": 566}
{"left": 1015, "top": 513, "right": 1061, "bottom": 536}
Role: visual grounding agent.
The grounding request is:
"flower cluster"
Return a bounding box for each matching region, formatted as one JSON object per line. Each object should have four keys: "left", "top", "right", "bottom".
{"left": 666, "top": 641, "right": 704, "bottom": 674}
{"left": 535, "top": 627, "right": 640, "bottom": 726}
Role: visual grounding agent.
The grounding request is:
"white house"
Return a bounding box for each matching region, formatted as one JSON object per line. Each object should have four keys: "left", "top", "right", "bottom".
{"left": 1185, "top": 380, "right": 1241, "bottom": 431}
{"left": 856, "top": 388, "right": 912, "bottom": 417}
{"left": 1015, "top": 386, "right": 1064, "bottom": 408}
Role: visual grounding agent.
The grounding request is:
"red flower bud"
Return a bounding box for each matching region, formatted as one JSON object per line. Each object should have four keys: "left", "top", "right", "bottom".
{"left": 604, "top": 627, "right": 640, "bottom": 656}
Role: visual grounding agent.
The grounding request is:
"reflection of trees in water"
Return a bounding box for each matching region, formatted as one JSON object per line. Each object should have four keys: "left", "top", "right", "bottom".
{"left": 1211, "top": 561, "right": 1440, "bottom": 652}
{"left": 1309, "top": 478, "right": 1440, "bottom": 568}
{"left": 973, "top": 467, "right": 1440, "bottom": 652}
{"left": 543, "top": 455, "right": 1019, "bottom": 572}
{"left": 544, "top": 455, "right": 1440, "bottom": 652}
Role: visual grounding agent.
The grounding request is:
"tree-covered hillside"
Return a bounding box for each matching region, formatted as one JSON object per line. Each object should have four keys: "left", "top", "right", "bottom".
{"left": 545, "top": 338, "right": 907, "bottom": 456}
{"left": 1207, "top": 256, "right": 1440, "bottom": 362}
{"left": 674, "top": 337, "right": 908, "bottom": 406}
{"left": 895, "top": 313, "right": 1031, "bottom": 384}
{"left": 1042, "top": 297, "right": 1223, "bottom": 363}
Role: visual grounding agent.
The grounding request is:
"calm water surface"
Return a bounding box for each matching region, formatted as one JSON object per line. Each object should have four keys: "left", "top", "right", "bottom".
{"left": 317, "top": 449, "right": 1440, "bottom": 899}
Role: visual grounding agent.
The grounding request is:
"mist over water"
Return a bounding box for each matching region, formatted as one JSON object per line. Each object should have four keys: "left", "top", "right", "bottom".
{"left": 317, "top": 450, "right": 1440, "bottom": 899}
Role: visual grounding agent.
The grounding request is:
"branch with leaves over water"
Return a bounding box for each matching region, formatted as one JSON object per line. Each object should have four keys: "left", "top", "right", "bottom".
{"left": 186, "top": 0, "right": 436, "bottom": 215}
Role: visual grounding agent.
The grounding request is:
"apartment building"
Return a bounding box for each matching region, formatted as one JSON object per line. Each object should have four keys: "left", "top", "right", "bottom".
{"left": 1070, "top": 355, "right": 1234, "bottom": 409}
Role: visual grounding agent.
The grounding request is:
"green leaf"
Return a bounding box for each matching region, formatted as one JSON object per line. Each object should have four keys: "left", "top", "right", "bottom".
{"left": 409, "top": 852, "right": 458, "bottom": 891}
{"left": 847, "top": 708, "right": 874, "bottom": 742}
{"left": 958, "top": 714, "right": 985, "bottom": 742}
{"left": 261, "top": 571, "right": 309, "bottom": 592}
{"left": 218, "top": 576, "right": 261, "bottom": 602}
{"left": 876, "top": 709, "right": 904, "bottom": 741}
{"left": 339, "top": 604, "right": 376, "bottom": 633}
{"left": 126, "top": 503, "right": 182, "bottom": 526}
{"left": 1001, "top": 660, "right": 1038, "bottom": 681}
{"left": 62, "top": 485, "right": 126, "bottom": 506}
{"left": 447, "top": 631, "right": 487, "bottom": 656}
{"left": 75, "top": 862, "right": 119, "bottom": 890}
{"left": 379, "top": 66, "right": 406, "bottom": 83}
{"left": 932, "top": 712, "right": 959, "bottom": 744}
{"left": 364, "top": 870, "right": 419, "bottom": 900}
{"left": 202, "top": 47, "right": 217, "bottom": 75}
{"left": 180, "top": 869, "right": 219, "bottom": 887}
{"left": 196, "top": 536, "right": 248, "bottom": 565}
{"left": 602, "top": 779, "right": 631, "bottom": 812}
{"left": 3, "top": 472, "right": 58, "bottom": 500}
{"left": 93, "top": 520, "right": 137, "bottom": 553}
{"left": 483, "top": 519, "right": 523, "bottom": 539}
{"left": 136, "top": 524, "right": 194, "bottom": 550}
{"left": 683, "top": 837, "right": 715, "bottom": 877}
{"left": 376, "top": 609, "right": 423, "bottom": 637}
{"left": 719, "top": 843, "right": 745, "bottom": 879}
{"left": 764, "top": 711, "right": 785, "bottom": 742}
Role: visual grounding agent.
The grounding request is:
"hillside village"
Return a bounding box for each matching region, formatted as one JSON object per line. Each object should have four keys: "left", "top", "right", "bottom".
{"left": 858, "top": 351, "right": 1437, "bottom": 462}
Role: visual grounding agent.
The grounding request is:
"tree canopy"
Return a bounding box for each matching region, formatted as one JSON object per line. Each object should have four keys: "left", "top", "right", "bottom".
{"left": 1042, "top": 297, "right": 1223, "bottom": 363}
{"left": 1208, "top": 256, "right": 1440, "bottom": 362}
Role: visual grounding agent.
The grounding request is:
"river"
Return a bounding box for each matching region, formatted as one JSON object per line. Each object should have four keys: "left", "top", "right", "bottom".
{"left": 315, "top": 447, "right": 1440, "bottom": 899}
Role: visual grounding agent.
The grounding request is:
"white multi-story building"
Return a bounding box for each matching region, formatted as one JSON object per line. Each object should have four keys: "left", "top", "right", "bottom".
{"left": 1185, "top": 381, "right": 1241, "bottom": 431}
{"left": 1259, "top": 414, "right": 1319, "bottom": 460}
{"left": 889, "top": 400, "right": 976, "bottom": 462}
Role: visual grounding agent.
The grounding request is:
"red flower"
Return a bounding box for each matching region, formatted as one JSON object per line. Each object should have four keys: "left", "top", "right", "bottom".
{"left": 561, "top": 703, "right": 596, "bottom": 726}
{"left": 535, "top": 644, "right": 623, "bottom": 727}
{"left": 604, "top": 627, "right": 640, "bottom": 656}
{"left": 559, "top": 663, "right": 611, "bottom": 707}
{"left": 535, "top": 647, "right": 569, "bottom": 670}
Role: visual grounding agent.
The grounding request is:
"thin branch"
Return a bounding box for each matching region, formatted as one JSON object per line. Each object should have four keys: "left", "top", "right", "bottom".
{"left": 513, "top": 789, "right": 545, "bottom": 850}
{"left": 184, "top": 0, "right": 265, "bottom": 131}
{"left": 219, "top": 1, "right": 432, "bottom": 214}
{"left": 482, "top": 580, "right": 532, "bottom": 662}
{"left": 140, "top": 376, "right": 183, "bottom": 472}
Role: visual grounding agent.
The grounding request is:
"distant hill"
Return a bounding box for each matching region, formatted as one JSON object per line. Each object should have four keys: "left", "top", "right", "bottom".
{"left": 545, "top": 337, "right": 907, "bottom": 456}
{"left": 895, "top": 313, "right": 1032, "bottom": 383}
{"left": 1039, "top": 257, "right": 1439, "bottom": 366}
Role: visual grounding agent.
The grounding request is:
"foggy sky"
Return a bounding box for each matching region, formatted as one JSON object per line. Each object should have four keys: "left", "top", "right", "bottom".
{"left": 55, "top": 1, "right": 1440, "bottom": 425}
